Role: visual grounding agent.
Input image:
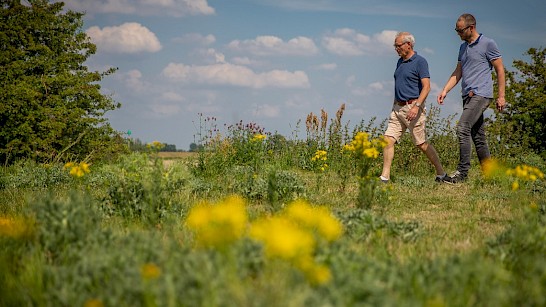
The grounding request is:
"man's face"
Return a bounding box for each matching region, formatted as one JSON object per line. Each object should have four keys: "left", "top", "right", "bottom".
{"left": 394, "top": 38, "right": 410, "bottom": 58}
{"left": 455, "top": 20, "right": 473, "bottom": 41}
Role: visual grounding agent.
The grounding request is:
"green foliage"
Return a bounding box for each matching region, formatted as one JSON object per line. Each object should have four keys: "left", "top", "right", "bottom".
{"left": 490, "top": 47, "right": 546, "bottom": 159}
{"left": 0, "top": 0, "right": 123, "bottom": 164}
{"left": 98, "top": 153, "right": 187, "bottom": 225}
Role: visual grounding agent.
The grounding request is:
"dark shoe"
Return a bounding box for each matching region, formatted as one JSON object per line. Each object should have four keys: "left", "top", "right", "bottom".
{"left": 443, "top": 171, "right": 466, "bottom": 184}
{"left": 435, "top": 173, "right": 447, "bottom": 183}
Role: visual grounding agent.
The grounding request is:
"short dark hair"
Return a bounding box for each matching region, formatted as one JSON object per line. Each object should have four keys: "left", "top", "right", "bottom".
{"left": 459, "top": 13, "right": 476, "bottom": 27}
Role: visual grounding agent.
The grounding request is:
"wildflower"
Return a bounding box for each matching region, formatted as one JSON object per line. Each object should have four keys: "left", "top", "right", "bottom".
{"left": 343, "top": 132, "right": 386, "bottom": 159}
{"left": 363, "top": 147, "right": 379, "bottom": 159}
{"left": 140, "top": 263, "right": 161, "bottom": 280}
{"left": 185, "top": 195, "right": 248, "bottom": 249}
{"left": 529, "top": 202, "right": 538, "bottom": 211}
{"left": 64, "top": 161, "right": 91, "bottom": 178}
{"left": 84, "top": 299, "right": 104, "bottom": 307}
{"left": 311, "top": 150, "right": 328, "bottom": 162}
{"left": 0, "top": 216, "right": 33, "bottom": 239}
{"left": 482, "top": 158, "right": 503, "bottom": 179}
{"left": 146, "top": 141, "right": 165, "bottom": 150}
{"left": 249, "top": 216, "right": 315, "bottom": 261}
{"left": 251, "top": 133, "right": 267, "bottom": 142}
{"left": 512, "top": 180, "right": 519, "bottom": 191}
{"left": 284, "top": 199, "right": 343, "bottom": 242}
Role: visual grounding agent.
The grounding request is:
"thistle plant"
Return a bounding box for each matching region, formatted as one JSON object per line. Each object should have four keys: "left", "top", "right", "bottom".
{"left": 343, "top": 132, "right": 387, "bottom": 209}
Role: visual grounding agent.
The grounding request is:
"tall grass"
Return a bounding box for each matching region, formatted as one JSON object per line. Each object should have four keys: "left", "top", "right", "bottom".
{"left": 1, "top": 105, "right": 545, "bottom": 306}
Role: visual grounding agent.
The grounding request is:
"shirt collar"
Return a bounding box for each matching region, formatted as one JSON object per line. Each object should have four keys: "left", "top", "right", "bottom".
{"left": 468, "top": 34, "right": 483, "bottom": 46}
{"left": 402, "top": 52, "right": 418, "bottom": 62}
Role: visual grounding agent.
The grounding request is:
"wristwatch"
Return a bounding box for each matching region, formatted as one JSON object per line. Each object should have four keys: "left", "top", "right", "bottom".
{"left": 415, "top": 101, "right": 422, "bottom": 108}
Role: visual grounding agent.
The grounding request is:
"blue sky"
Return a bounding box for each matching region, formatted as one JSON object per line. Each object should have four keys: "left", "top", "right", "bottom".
{"left": 63, "top": 0, "right": 546, "bottom": 150}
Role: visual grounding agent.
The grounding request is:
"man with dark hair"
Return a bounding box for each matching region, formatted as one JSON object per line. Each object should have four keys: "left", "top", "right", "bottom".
{"left": 437, "top": 13, "right": 506, "bottom": 184}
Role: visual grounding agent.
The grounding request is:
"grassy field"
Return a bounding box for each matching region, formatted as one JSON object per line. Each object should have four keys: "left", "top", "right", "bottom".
{"left": 1, "top": 113, "right": 545, "bottom": 306}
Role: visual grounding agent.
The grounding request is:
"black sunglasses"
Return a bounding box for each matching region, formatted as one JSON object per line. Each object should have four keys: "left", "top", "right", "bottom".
{"left": 455, "top": 24, "right": 474, "bottom": 33}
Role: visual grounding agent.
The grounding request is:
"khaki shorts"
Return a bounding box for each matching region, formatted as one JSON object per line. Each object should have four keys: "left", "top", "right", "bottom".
{"left": 384, "top": 103, "right": 427, "bottom": 145}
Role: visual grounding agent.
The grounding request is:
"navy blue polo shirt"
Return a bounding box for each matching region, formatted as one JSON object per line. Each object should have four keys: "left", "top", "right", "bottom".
{"left": 394, "top": 52, "right": 430, "bottom": 102}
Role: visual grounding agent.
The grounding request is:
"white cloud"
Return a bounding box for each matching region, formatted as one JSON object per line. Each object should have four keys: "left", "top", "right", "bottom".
{"left": 114, "top": 69, "right": 150, "bottom": 92}
{"left": 252, "top": 103, "right": 281, "bottom": 118}
{"left": 161, "top": 92, "right": 185, "bottom": 102}
{"left": 173, "top": 33, "right": 216, "bottom": 45}
{"left": 150, "top": 104, "right": 182, "bottom": 116}
{"left": 65, "top": 0, "right": 215, "bottom": 17}
{"left": 322, "top": 28, "right": 397, "bottom": 56}
{"left": 86, "top": 23, "right": 162, "bottom": 54}
{"left": 162, "top": 62, "right": 310, "bottom": 89}
{"left": 351, "top": 80, "right": 393, "bottom": 97}
{"left": 227, "top": 35, "right": 318, "bottom": 56}
{"left": 422, "top": 47, "right": 434, "bottom": 54}
{"left": 315, "top": 63, "right": 338, "bottom": 70}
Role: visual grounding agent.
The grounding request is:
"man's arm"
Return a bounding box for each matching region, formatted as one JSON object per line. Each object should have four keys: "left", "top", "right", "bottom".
{"left": 437, "top": 62, "right": 462, "bottom": 104}
{"left": 491, "top": 57, "right": 506, "bottom": 112}
{"left": 406, "top": 77, "right": 430, "bottom": 121}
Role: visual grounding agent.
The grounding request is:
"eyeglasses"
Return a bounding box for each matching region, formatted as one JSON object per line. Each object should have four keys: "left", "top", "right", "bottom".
{"left": 393, "top": 42, "right": 408, "bottom": 48}
{"left": 455, "top": 24, "right": 474, "bottom": 33}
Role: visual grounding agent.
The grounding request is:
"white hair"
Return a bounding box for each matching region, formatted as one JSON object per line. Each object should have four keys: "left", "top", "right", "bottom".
{"left": 396, "top": 32, "right": 415, "bottom": 47}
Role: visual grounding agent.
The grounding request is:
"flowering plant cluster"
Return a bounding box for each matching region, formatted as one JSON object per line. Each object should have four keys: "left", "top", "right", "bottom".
{"left": 64, "top": 161, "right": 90, "bottom": 178}
{"left": 185, "top": 195, "right": 248, "bottom": 249}
{"left": 343, "top": 132, "right": 388, "bottom": 209}
{"left": 506, "top": 164, "right": 544, "bottom": 190}
{"left": 250, "top": 199, "right": 343, "bottom": 285}
{"left": 311, "top": 150, "right": 328, "bottom": 172}
{"left": 184, "top": 196, "right": 343, "bottom": 285}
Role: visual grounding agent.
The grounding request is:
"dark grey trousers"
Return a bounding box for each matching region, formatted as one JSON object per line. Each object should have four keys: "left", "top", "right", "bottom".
{"left": 456, "top": 95, "right": 492, "bottom": 176}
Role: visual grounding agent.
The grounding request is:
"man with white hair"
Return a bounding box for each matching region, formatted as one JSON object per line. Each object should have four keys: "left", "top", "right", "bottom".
{"left": 380, "top": 32, "right": 447, "bottom": 183}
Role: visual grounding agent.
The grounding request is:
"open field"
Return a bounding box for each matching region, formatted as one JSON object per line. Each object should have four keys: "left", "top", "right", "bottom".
{"left": 1, "top": 147, "right": 545, "bottom": 306}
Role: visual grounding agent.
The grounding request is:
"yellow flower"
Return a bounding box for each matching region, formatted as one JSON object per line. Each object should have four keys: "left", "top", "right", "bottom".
{"left": 363, "top": 147, "right": 379, "bottom": 159}
{"left": 65, "top": 161, "right": 91, "bottom": 178}
{"left": 251, "top": 134, "right": 267, "bottom": 142}
{"left": 185, "top": 195, "right": 248, "bottom": 248}
{"left": 249, "top": 216, "right": 315, "bottom": 261}
{"left": 512, "top": 180, "right": 519, "bottom": 191}
{"left": 304, "top": 263, "right": 332, "bottom": 285}
{"left": 482, "top": 158, "right": 503, "bottom": 179}
{"left": 0, "top": 216, "right": 33, "bottom": 239}
{"left": 311, "top": 150, "right": 328, "bottom": 162}
{"left": 284, "top": 199, "right": 343, "bottom": 242}
{"left": 343, "top": 131, "right": 385, "bottom": 160}
{"left": 140, "top": 263, "right": 161, "bottom": 280}
{"left": 84, "top": 299, "right": 105, "bottom": 307}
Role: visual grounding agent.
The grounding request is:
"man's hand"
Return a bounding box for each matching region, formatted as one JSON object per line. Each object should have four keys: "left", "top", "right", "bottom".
{"left": 406, "top": 105, "right": 420, "bottom": 121}
{"left": 496, "top": 96, "right": 506, "bottom": 112}
{"left": 437, "top": 90, "right": 447, "bottom": 105}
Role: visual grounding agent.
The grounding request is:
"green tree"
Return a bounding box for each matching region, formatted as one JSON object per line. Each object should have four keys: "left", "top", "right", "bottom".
{"left": 0, "top": 0, "right": 123, "bottom": 164}
{"left": 491, "top": 47, "right": 546, "bottom": 159}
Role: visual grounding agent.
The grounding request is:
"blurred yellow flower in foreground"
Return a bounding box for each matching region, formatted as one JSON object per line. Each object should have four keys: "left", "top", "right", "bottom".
{"left": 186, "top": 195, "right": 248, "bottom": 249}
{"left": 250, "top": 216, "right": 315, "bottom": 261}
{"left": 284, "top": 199, "right": 343, "bottom": 242}
{"left": 506, "top": 164, "right": 544, "bottom": 182}
{"left": 64, "top": 161, "right": 90, "bottom": 178}
{"left": 482, "top": 158, "right": 504, "bottom": 179}
{"left": 0, "top": 216, "right": 34, "bottom": 239}
{"left": 140, "top": 263, "right": 161, "bottom": 280}
{"left": 84, "top": 299, "right": 104, "bottom": 307}
{"left": 250, "top": 199, "right": 342, "bottom": 285}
